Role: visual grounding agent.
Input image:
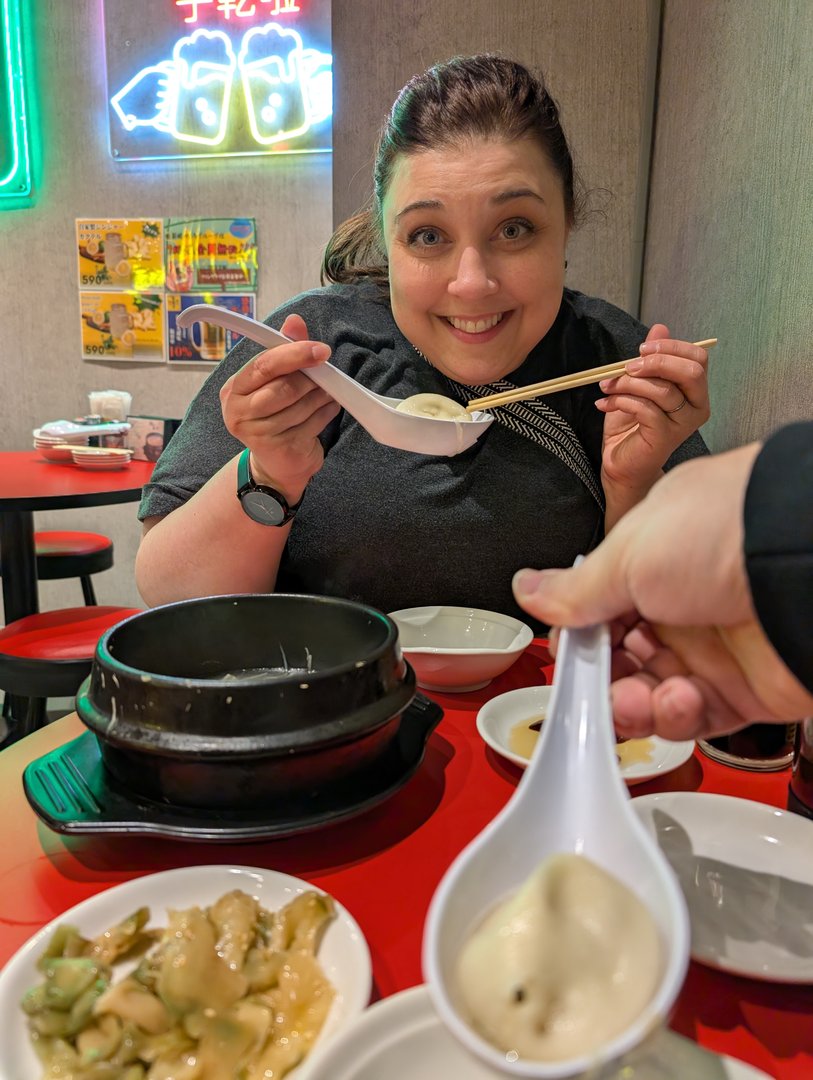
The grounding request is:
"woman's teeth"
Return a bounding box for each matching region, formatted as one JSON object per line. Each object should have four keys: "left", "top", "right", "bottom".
{"left": 448, "top": 313, "right": 504, "bottom": 334}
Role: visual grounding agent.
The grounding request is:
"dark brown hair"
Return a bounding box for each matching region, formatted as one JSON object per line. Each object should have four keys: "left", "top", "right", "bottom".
{"left": 322, "top": 54, "right": 580, "bottom": 286}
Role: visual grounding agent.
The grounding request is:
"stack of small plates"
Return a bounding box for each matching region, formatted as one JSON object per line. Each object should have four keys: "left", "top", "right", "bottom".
{"left": 70, "top": 446, "right": 133, "bottom": 471}
{"left": 34, "top": 429, "right": 90, "bottom": 462}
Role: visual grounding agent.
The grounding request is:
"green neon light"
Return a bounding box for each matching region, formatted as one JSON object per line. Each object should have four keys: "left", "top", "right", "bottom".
{"left": 0, "top": 0, "right": 32, "bottom": 202}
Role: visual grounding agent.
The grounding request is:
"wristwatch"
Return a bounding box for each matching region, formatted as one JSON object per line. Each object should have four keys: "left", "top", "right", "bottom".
{"left": 236, "top": 448, "right": 303, "bottom": 526}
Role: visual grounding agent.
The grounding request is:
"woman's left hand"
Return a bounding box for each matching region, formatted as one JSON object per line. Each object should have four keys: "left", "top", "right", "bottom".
{"left": 597, "top": 323, "right": 711, "bottom": 492}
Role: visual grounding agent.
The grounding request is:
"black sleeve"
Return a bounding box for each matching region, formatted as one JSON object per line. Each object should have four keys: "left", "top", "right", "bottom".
{"left": 743, "top": 421, "right": 813, "bottom": 693}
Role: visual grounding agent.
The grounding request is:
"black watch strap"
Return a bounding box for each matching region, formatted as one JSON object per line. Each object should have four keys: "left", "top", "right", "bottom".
{"left": 236, "top": 448, "right": 304, "bottom": 526}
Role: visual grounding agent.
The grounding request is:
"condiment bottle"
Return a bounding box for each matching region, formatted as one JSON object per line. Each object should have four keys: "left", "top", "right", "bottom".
{"left": 788, "top": 719, "right": 813, "bottom": 821}
{"left": 698, "top": 722, "right": 797, "bottom": 771}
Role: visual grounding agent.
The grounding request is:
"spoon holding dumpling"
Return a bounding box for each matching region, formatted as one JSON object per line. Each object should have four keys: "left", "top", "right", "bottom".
{"left": 422, "top": 620, "right": 690, "bottom": 1078}
{"left": 176, "top": 305, "right": 494, "bottom": 456}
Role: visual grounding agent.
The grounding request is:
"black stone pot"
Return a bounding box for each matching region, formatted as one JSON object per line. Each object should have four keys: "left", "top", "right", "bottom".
{"left": 76, "top": 594, "right": 416, "bottom": 811}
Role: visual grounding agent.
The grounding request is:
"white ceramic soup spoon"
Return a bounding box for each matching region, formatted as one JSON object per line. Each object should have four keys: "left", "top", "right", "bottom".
{"left": 176, "top": 304, "right": 494, "bottom": 457}
{"left": 422, "top": 621, "right": 690, "bottom": 1078}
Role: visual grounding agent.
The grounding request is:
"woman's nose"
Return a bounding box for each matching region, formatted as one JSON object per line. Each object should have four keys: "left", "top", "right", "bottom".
{"left": 447, "top": 245, "right": 498, "bottom": 298}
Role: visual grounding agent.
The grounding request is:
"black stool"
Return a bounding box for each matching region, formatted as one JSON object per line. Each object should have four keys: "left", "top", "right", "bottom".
{"left": 33, "top": 531, "right": 114, "bottom": 605}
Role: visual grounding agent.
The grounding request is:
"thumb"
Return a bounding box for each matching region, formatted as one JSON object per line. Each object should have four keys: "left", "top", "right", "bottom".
{"left": 512, "top": 542, "right": 635, "bottom": 627}
{"left": 644, "top": 322, "right": 670, "bottom": 344}
{"left": 280, "top": 313, "right": 311, "bottom": 341}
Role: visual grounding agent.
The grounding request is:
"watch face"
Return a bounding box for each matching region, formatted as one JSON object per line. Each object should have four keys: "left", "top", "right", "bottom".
{"left": 241, "top": 489, "right": 287, "bottom": 526}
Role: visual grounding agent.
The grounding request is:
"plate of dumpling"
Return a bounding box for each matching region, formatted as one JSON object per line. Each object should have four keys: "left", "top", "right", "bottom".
{"left": 0, "top": 865, "right": 371, "bottom": 1080}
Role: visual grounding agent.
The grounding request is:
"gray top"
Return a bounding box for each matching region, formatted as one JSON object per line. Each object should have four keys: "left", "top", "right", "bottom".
{"left": 141, "top": 282, "right": 707, "bottom": 630}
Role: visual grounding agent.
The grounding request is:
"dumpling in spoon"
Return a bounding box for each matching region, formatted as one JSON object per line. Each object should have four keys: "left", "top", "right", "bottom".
{"left": 395, "top": 393, "right": 472, "bottom": 421}
{"left": 456, "top": 853, "right": 661, "bottom": 1062}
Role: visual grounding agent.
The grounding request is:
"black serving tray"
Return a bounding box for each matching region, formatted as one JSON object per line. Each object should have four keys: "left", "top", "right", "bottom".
{"left": 23, "top": 695, "right": 443, "bottom": 843}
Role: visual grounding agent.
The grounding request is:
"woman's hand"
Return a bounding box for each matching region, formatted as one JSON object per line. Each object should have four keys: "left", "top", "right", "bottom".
{"left": 220, "top": 314, "right": 341, "bottom": 497}
{"left": 597, "top": 323, "right": 711, "bottom": 496}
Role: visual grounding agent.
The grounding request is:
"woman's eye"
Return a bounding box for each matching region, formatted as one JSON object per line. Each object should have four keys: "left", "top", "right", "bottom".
{"left": 501, "top": 219, "right": 534, "bottom": 241}
{"left": 408, "top": 227, "right": 444, "bottom": 248}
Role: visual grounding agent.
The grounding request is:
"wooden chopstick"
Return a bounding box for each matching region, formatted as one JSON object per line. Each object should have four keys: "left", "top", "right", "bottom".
{"left": 465, "top": 338, "right": 717, "bottom": 412}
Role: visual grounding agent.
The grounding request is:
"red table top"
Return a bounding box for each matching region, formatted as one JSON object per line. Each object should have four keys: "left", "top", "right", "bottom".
{"left": 0, "top": 642, "right": 810, "bottom": 1077}
{"left": 0, "top": 451, "right": 154, "bottom": 509}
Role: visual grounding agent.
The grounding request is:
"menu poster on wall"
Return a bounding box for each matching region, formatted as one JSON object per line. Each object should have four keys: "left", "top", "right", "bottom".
{"left": 165, "top": 217, "right": 258, "bottom": 292}
{"left": 76, "top": 219, "right": 165, "bottom": 291}
{"left": 166, "top": 293, "right": 255, "bottom": 364}
{"left": 80, "top": 292, "right": 166, "bottom": 362}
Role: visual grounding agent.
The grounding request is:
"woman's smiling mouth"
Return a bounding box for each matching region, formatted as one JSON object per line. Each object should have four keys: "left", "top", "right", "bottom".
{"left": 445, "top": 312, "right": 507, "bottom": 334}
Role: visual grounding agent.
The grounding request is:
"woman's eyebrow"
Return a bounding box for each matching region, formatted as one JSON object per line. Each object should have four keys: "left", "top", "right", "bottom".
{"left": 394, "top": 199, "right": 443, "bottom": 223}
{"left": 493, "top": 188, "right": 546, "bottom": 206}
{"left": 394, "top": 189, "right": 544, "bottom": 223}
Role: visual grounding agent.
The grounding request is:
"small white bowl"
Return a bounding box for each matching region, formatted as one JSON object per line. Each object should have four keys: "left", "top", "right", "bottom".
{"left": 36, "top": 443, "right": 77, "bottom": 462}
{"left": 388, "top": 606, "right": 533, "bottom": 692}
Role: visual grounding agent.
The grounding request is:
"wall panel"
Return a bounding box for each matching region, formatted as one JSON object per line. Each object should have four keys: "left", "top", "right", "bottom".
{"left": 643, "top": 0, "right": 813, "bottom": 450}
{"left": 332, "top": 0, "right": 660, "bottom": 313}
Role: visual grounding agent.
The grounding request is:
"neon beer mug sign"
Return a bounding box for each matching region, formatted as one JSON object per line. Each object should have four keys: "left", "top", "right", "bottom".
{"left": 103, "top": 0, "right": 332, "bottom": 160}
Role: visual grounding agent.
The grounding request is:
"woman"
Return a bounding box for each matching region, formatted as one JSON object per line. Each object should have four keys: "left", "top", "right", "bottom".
{"left": 136, "top": 55, "right": 710, "bottom": 627}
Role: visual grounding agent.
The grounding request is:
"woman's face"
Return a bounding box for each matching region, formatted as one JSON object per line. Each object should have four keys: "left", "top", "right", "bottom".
{"left": 382, "top": 137, "right": 570, "bottom": 384}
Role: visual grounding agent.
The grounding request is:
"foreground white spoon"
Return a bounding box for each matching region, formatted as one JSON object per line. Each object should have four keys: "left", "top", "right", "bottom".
{"left": 176, "top": 304, "right": 494, "bottom": 456}
{"left": 423, "top": 622, "right": 690, "bottom": 1078}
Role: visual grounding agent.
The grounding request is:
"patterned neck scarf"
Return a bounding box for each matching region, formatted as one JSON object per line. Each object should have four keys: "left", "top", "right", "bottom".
{"left": 412, "top": 347, "right": 604, "bottom": 511}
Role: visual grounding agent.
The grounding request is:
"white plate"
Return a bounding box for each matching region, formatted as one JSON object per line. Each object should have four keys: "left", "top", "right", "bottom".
{"left": 476, "top": 686, "right": 694, "bottom": 784}
{"left": 71, "top": 450, "right": 132, "bottom": 462}
{"left": 0, "top": 865, "right": 372, "bottom": 1079}
{"left": 73, "top": 460, "right": 132, "bottom": 470}
{"left": 71, "top": 452, "right": 132, "bottom": 460}
{"left": 299, "top": 985, "right": 772, "bottom": 1080}
{"left": 70, "top": 451, "right": 130, "bottom": 460}
{"left": 633, "top": 792, "right": 813, "bottom": 982}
